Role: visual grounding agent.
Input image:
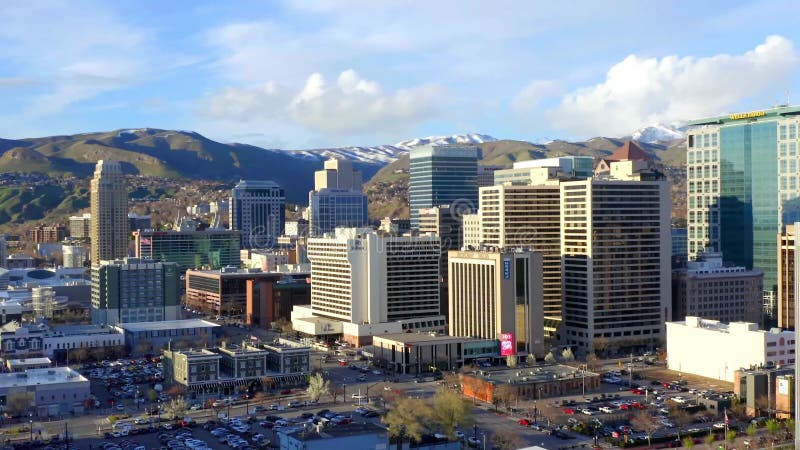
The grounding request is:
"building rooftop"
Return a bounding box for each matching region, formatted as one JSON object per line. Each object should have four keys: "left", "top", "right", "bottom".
{"left": 374, "top": 332, "right": 473, "bottom": 344}
{"left": 0, "top": 367, "right": 87, "bottom": 389}
{"left": 466, "top": 364, "right": 599, "bottom": 385}
{"left": 172, "top": 349, "right": 221, "bottom": 359}
{"left": 6, "top": 357, "right": 52, "bottom": 366}
{"left": 187, "top": 268, "right": 282, "bottom": 280}
{"left": 116, "top": 319, "right": 220, "bottom": 332}
{"left": 687, "top": 104, "right": 800, "bottom": 126}
{"left": 259, "top": 338, "right": 311, "bottom": 352}
{"left": 218, "top": 343, "right": 270, "bottom": 356}
{"left": 286, "top": 421, "right": 387, "bottom": 442}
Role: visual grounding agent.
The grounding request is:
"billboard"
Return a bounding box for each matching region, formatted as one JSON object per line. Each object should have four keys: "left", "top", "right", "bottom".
{"left": 500, "top": 332, "right": 515, "bottom": 356}
{"left": 778, "top": 378, "right": 790, "bottom": 395}
{"left": 502, "top": 258, "right": 511, "bottom": 279}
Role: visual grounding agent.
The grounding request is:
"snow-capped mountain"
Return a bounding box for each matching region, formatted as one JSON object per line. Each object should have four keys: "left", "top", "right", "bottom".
{"left": 393, "top": 133, "right": 496, "bottom": 151}
{"left": 630, "top": 124, "right": 685, "bottom": 144}
{"left": 288, "top": 134, "right": 496, "bottom": 165}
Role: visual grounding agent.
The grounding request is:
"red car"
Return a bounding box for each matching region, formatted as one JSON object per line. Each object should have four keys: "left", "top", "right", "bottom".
{"left": 561, "top": 408, "right": 575, "bottom": 414}
{"left": 631, "top": 388, "right": 644, "bottom": 395}
{"left": 519, "top": 419, "right": 531, "bottom": 426}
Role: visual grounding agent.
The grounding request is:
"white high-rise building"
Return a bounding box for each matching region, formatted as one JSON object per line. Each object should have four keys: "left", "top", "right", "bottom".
{"left": 560, "top": 161, "right": 671, "bottom": 353}
{"left": 293, "top": 228, "right": 442, "bottom": 346}
{"left": 90, "top": 160, "right": 128, "bottom": 263}
{"left": 62, "top": 244, "right": 87, "bottom": 268}
{"left": 230, "top": 180, "right": 285, "bottom": 249}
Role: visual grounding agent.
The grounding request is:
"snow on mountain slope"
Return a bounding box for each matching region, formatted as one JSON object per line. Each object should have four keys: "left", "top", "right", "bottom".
{"left": 288, "top": 134, "right": 496, "bottom": 164}
{"left": 631, "top": 124, "right": 684, "bottom": 144}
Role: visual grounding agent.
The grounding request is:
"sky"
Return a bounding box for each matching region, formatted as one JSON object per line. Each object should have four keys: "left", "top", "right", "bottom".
{"left": 0, "top": 0, "right": 799, "bottom": 149}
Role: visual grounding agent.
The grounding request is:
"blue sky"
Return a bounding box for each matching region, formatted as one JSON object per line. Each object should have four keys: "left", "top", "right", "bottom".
{"left": 0, "top": 0, "right": 799, "bottom": 149}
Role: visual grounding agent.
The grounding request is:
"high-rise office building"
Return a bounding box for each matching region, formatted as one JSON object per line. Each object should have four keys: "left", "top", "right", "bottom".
{"left": 409, "top": 145, "right": 479, "bottom": 229}
{"left": 480, "top": 165, "right": 572, "bottom": 339}
{"left": 778, "top": 224, "right": 796, "bottom": 329}
{"left": 128, "top": 213, "right": 152, "bottom": 233}
{"left": 561, "top": 161, "right": 671, "bottom": 353}
{"left": 419, "top": 205, "right": 462, "bottom": 317}
{"left": 230, "top": 180, "right": 285, "bottom": 248}
{"left": 687, "top": 105, "right": 800, "bottom": 295}
{"left": 448, "top": 249, "right": 545, "bottom": 356}
{"left": 134, "top": 229, "right": 241, "bottom": 274}
{"left": 0, "top": 235, "right": 7, "bottom": 269}
{"left": 91, "top": 257, "right": 179, "bottom": 325}
{"left": 69, "top": 213, "right": 91, "bottom": 239}
{"left": 672, "top": 251, "right": 763, "bottom": 324}
{"left": 308, "top": 159, "right": 368, "bottom": 236}
{"left": 90, "top": 160, "right": 128, "bottom": 263}
{"left": 62, "top": 244, "right": 87, "bottom": 268}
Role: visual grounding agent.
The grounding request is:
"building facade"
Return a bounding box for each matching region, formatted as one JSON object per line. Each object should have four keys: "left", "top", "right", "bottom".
{"left": 778, "top": 224, "right": 796, "bottom": 329}
{"left": 134, "top": 229, "right": 241, "bottom": 273}
{"left": 128, "top": 213, "right": 151, "bottom": 233}
{"left": 371, "top": 334, "right": 494, "bottom": 375}
{"left": 666, "top": 316, "right": 796, "bottom": 382}
{"left": 561, "top": 162, "right": 671, "bottom": 353}
{"left": 687, "top": 105, "right": 800, "bottom": 295}
{"left": 480, "top": 177, "right": 564, "bottom": 338}
{"left": 230, "top": 180, "right": 285, "bottom": 249}
{"left": 90, "top": 160, "right": 129, "bottom": 263}
{"left": 246, "top": 271, "right": 311, "bottom": 327}
{"left": 27, "top": 225, "right": 67, "bottom": 244}
{"left": 418, "top": 205, "right": 462, "bottom": 316}
{"left": 115, "top": 319, "right": 220, "bottom": 354}
{"left": 162, "top": 349, "right": 221, "bottom": 387}
{"left": 91, "top": 257, "right": 180, "bottom": 325}
{"left": 62, "top": 244, "right": 87, "bottom": 268}
{"left": 185, "top": 268, "right": 281, "bottom": 317}
{"left": 308, "top": 159, "right": 368, "bottom": 236}
{"left": 672, "top": 252, "right": 764, "bottom": 324}
{"left": 0, "top": 367, "right": 90, "bottom": 418}
{"left": 409, "top": 145, "right": 479, "bottom": 229}
{"left": 461, "top": 213, "right": 482, "bottom": 248}
{"left": 293, "top": 228, "right": 442, "bottom": 346}
{"left": 448, "top": 249, "right": 545, "bottom": 356}
{"left": 68, "top": 213, "right": 91, "bottom": 239}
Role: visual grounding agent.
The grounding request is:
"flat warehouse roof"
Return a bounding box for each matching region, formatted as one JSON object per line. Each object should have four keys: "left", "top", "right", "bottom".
{"left": 117, "top": 319, "right": 220, "bottom": 332}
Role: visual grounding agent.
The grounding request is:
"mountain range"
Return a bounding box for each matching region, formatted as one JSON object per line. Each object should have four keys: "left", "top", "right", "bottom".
{"left": 0, "top": 125, "right": 686, "bottom": 226}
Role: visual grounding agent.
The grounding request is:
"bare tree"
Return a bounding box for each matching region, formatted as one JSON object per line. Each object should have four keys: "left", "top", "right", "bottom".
{"left": 6, "top": 391, "right": 32, "bottom": 417}
{"left": 585, "top": 353, "right": 600, "bottom": 372}
{"left": 306, "top": 373, "right": 330, "bottom": 402}
{"left": 630, "top": 410, "right": 660, "bottom": 447}
{"left": 492, "top": 429, "right": 523, "bottom": 450}
{"left": 493, "top": 385, "right": 515, "bottom": 412}
{"left": 544, "top": 352, "right": 556, "bottom": 364}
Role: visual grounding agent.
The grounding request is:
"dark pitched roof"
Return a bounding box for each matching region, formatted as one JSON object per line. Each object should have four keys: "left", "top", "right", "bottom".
{"left": 608, "top": 141, "right": 650, "bottom": 161}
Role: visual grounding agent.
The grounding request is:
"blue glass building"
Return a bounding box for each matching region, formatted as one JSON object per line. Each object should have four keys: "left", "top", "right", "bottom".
{"left": 687, "top": 105, "right": 800, "bottom": 294}
{"left": 409, "top": 145, "right": 480, "bottom": 229}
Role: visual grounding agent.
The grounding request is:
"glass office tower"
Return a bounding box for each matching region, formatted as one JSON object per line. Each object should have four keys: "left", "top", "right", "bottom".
{"left": 687, "top": 105, "right": 800, "bottom": 295}
{"left": 409, "top": 145, "right": 480, "bottom": 229}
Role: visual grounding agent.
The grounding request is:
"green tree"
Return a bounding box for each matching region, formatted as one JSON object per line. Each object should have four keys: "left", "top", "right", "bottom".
{"left": 746, "top": 423, "right": 758, "bottom": 436}
{"left": 682, "top": 436, "right": 695, "bottom": 449}
{"left": 766, "top": 419, "right": 781, "bottom": 436}
{"left": 306, "top": 373, "right": 330, "bottom": 402}
{"left": 382, "top": 397, "right": 431, "bottom": 443}
{"left": 147, "top": 389, "right": 157, "bottom": 403}
{"left": 704, "top": 432, "right": 715, "bottom": 447}
{"left": 491, "top": 429, "right": 522, "bottom": 450}
{"left": 726, "top": 430, "right": 737, "bottom": 443}
{"left": 525, "top": 354, "right": 536, "bottom": 366}
{"left": 430, "top": 388, "right": 472, "bottom": 438}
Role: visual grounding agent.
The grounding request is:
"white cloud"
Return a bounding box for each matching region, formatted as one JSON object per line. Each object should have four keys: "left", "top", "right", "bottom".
{"left": 511, "top": 80, "right": 563, "bottom": 112}
{"left": 545, "top": 35, "right": 799, "bottom": 137}
{"left": 200, "top": 69, "right": 443, "bottom": 137}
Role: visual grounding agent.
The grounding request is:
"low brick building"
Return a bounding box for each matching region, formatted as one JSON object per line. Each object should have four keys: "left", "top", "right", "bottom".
{"left": 460, "top": 365, "right": 601, "bottom": 403}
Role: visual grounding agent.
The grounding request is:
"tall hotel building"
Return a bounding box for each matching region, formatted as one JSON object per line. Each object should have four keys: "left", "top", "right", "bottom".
{"left": 90, "top": 160, "right": 129, "bottom": 263}
{"left": 230, "top": 180, "right": 285, "bottom": 248}
{"left": 687, "top": 105, "right": 800, "bottom": 295}
{"left": 292, "top": 228, "right": 442, "bottom": 346}
{"left": 480, "top": 157, "right": 592, "bottom": 339}
{"left": 308, "top": 159, "right": 368, "bottom": 236}
{"left": 448, "top": 249, "right": 545, "bottom": 356}
{"left": 409, "top": 145, "right": 479, "bottom": 229}
{"left": 561, "top": 161, "right": 671, "bottom": 353}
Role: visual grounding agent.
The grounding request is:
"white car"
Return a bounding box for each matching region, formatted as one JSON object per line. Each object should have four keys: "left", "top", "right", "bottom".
{"left": 599, "top": 406, "right": 614, "bottom": 413}
{"left": 351, "top": 394, "right": 367, "bottom": 399}
{"left": 454, "top": 431, "right": 466, "bottom": 440}
{"left": 190, "top": 403, "right": 202, "bottom": 410}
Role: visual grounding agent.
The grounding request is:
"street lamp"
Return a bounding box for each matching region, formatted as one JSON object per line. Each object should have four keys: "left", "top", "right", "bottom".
{"left": 342, "top": 383, "right": 347, "bottom": 403}
{"left": 135, "top": 389, "right": 141, "bottom": 411}
{"left": 28, "top": 413, "right": 33, "bottom": 442}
